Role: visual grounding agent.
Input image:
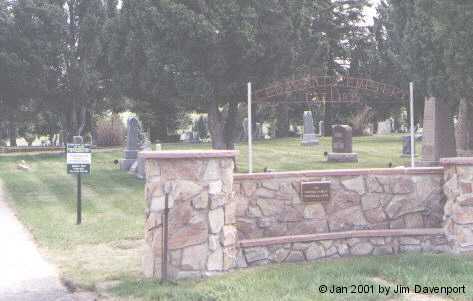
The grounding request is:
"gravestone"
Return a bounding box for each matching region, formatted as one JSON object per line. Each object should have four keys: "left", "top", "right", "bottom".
{"left": 401, "top": 135, "right": 416, "bottom": 156}
{"left": 73, "top": 136, "right": 83, "bottom": 144}
{"left": 120, "top": 117, "right": 143, "bottom": 171}
{"left": 418, "top": 97, "right": 456, "bottom": 166}
{"left": 319, "top": 121, "right": 325, "bottom": 137}
{"left": 134, "top": 138, "right": 152, "bottom": 180}
{"left": 327, "top": 125, "right": 358, "bottom": 162}
{"left": 301, "top": 111, "right": 319, "bottom": 145}
{"left": 241, "top": 118, "right": 249, "bottom": 140}
{"left": 377, "top": 120, "right": 392, "bottom": 135}
{"left": 256, "top": 123, "right": 264, "bottom": 140}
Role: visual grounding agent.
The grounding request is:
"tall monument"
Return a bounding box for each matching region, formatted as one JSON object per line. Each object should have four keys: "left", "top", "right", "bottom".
{"left": 418, "top": 97, "right": 456, "bottom": 166}
{"left": 120, "top": 117, "right": 143, "bottom": 171}
{"left": 301, "top": 111, "right": 319, "bottom": 145}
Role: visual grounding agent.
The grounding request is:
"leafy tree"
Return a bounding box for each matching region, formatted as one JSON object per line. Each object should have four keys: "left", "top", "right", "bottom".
{"left": 0, "top": 0, "right": 63, "bottom": 146}
{"left": 431, "top": 1, "right": 473, "bottom": 153}
{"left": 55, "top": 0, "right": 110, "bottom": 141}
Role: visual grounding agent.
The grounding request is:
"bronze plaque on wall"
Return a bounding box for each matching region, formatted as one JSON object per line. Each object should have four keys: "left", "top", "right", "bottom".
{"left": 301, "top": 181, "right": 330, "bottom": 202}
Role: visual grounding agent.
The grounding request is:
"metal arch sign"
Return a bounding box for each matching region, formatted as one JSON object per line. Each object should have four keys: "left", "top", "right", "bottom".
{"left": 66, "top": 144, "right": 91, "bottom": 175}
{"left": 253, "top": 75, "right": 408, "bottom": 104}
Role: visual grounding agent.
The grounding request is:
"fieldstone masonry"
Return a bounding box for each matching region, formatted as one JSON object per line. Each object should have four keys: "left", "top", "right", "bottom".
{"left": 142, "top": 150, "right": 238, "bottom": 280}
{"left": 234, "top": 169, "right": 445, "bottom": 240}
{"left": 238, "top": 231, "right": 448, "bottom": 267}
{"left": 140, "top": 150, "right": 473, "bottom": 280}
{"left": 441, "top": 158, "right": 473, "bottom": 253}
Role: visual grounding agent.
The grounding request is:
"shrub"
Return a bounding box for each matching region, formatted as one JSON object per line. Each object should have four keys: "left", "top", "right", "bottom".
{"left": 193, "top": 116, "right": 209, "bottom": 140}
{"left": 349, "top": 106, "right": 373, "bottom": 136}
{"left": 95, "top": 114, "right": 125, "bottom": 146}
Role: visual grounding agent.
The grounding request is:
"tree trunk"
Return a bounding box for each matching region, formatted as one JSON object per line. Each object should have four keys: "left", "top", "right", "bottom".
{"left": 207, "top": 99, "right": 226, "bottom": 149}
{"left": 251, "top": 103, "right": 257, "bottom": 139}
{"left": 224, "top": 102, "right": 239, "bottom": 150}
{"left": 456, "top": 98, "right": 472, "bottom": 156}
{"left": 8, "top": 116, "right": 17, "bottom": 147}
{"left": 324, "top": 103, "right": 333, "bottom": 136}
{"left": 151, "top": 117, "right": 169, "bottom": 142}
{"left": 77, "top": 106, "right": 87, "bottom": 136}
{"left": 276, "top": 103, "right": 289, "bottom": 138}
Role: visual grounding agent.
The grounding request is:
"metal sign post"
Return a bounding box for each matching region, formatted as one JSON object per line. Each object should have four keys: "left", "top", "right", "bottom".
{"left": 409, "top": 82, "right": 415, "bottom": 168}
{"left": 66, "top": 141, "right": 91, "bottom": 225}
{"left": 161, "top": 192, "right": 169, "bottom": 283}
{"left": 248, "top": 82, "right": 253, "bottom": 173}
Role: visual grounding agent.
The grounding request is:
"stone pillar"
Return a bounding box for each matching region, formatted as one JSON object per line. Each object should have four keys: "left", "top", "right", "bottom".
{"left": 441, "top": 157, "right": 473, "bottom": 253}
{"left": 141, "top": 150, "right": 238, "bottom": 280}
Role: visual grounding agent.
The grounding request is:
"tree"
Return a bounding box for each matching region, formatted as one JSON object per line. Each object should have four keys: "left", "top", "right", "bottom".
{"left": 0, "top": 0, "right": 63, "bottom": 146}
{"left": 55, "top": 0, "right": 111, "bottom": 142}
{"left": 431, "top": 1, "right": 473, "bottom": 154}
{"left": 310, "top": 0, "right": 371, "bottom": 135}
{"left": 382, "top": 1, "right": 473, "bottom": 155}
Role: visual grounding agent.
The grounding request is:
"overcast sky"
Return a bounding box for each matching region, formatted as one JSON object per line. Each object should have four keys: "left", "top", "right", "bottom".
{"left": 364, "top": 0, "right": 381, "bottom": 25}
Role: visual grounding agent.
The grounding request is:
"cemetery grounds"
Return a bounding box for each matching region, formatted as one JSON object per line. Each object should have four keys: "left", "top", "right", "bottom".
{"left": 1, "top": 135, "right": 473, "bottom": 300}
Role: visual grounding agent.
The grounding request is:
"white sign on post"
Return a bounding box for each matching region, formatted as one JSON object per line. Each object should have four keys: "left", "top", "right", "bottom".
{"left": 66, "top": 144, "right": 91, "bottom": 174}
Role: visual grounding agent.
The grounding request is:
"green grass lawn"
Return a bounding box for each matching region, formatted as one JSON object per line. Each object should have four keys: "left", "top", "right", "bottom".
{"left": 163, "top": 134, "right": 421, "bottom": 172}
{"left": 112, "top": 254, "right": 473, "bottom": 301}
{"left": 2, "top": 135, "right": 467, "bottom": 301}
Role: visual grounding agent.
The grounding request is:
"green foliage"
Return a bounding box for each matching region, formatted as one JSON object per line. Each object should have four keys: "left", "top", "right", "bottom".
{"left": 0, "top": 0, "right": 63, "bottom": 145}
{"left": 193, "top": 116, "right": 209, "bottom": 140}
{"left": 94, "top": 114, "right": 125, "bottom": 146}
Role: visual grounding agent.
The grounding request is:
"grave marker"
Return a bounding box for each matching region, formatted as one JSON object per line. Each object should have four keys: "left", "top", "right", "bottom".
{"left": 120, "top": 117, "right": 142, "bottom": 171}
{"left": 418, "top": 97, "right": 456, "bottom": 166}
{"left": 327, "top": 125, "right": 358, "bottom": 162}
{"left": 301, "top": 111, "right": 319, "bottom": 145}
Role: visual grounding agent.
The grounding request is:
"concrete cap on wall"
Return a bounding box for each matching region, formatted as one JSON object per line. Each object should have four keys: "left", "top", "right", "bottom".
{"left": 234, "top": 166, "right": 444, "bottom": 180}
{"left": 140, "top": 150, "right": 238, "bottom": 159}
{"left": 440, "top": 157, "right": 473, "bottom": 166}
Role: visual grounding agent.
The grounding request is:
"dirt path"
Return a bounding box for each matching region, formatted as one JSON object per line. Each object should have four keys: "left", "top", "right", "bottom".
{"left": 0, "top": 181, "right": 74, "bottom": 301}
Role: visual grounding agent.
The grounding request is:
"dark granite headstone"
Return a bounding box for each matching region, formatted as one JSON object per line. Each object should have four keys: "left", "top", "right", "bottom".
{"left": 319, "top": 121, "right": 325, "bottom": 137}
{"left": 419, "top": 97, "right": 456, "bottom": 166}
{"left": 332, "top": 125, "right": 352, "bottom": 153}
{"left": 328, "top": 125, "right": 358, "bottom": 162}
{"left": 402, "top": 135, "right": 415, "bottom": 156}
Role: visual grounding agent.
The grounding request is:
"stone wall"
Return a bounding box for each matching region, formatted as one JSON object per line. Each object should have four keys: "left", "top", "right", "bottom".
{"left": 234, "top": 168, "right": 445, "bottom": 240}
{"left": 442, "top": 158, "right": 473, "bottom": 253}
{"left": 237, "top": 229, "right": 448, "bottom": 267}
{"left": 142, "top": 151, "right": 238, "bottom": 280}
{"left": 140, "top": 151, "right": 457, "bottom": 280}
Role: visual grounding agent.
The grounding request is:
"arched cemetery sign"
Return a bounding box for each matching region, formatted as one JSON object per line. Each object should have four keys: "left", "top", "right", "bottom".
{"left": 254, "top": 75, "right": 407, "bottom": 104}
